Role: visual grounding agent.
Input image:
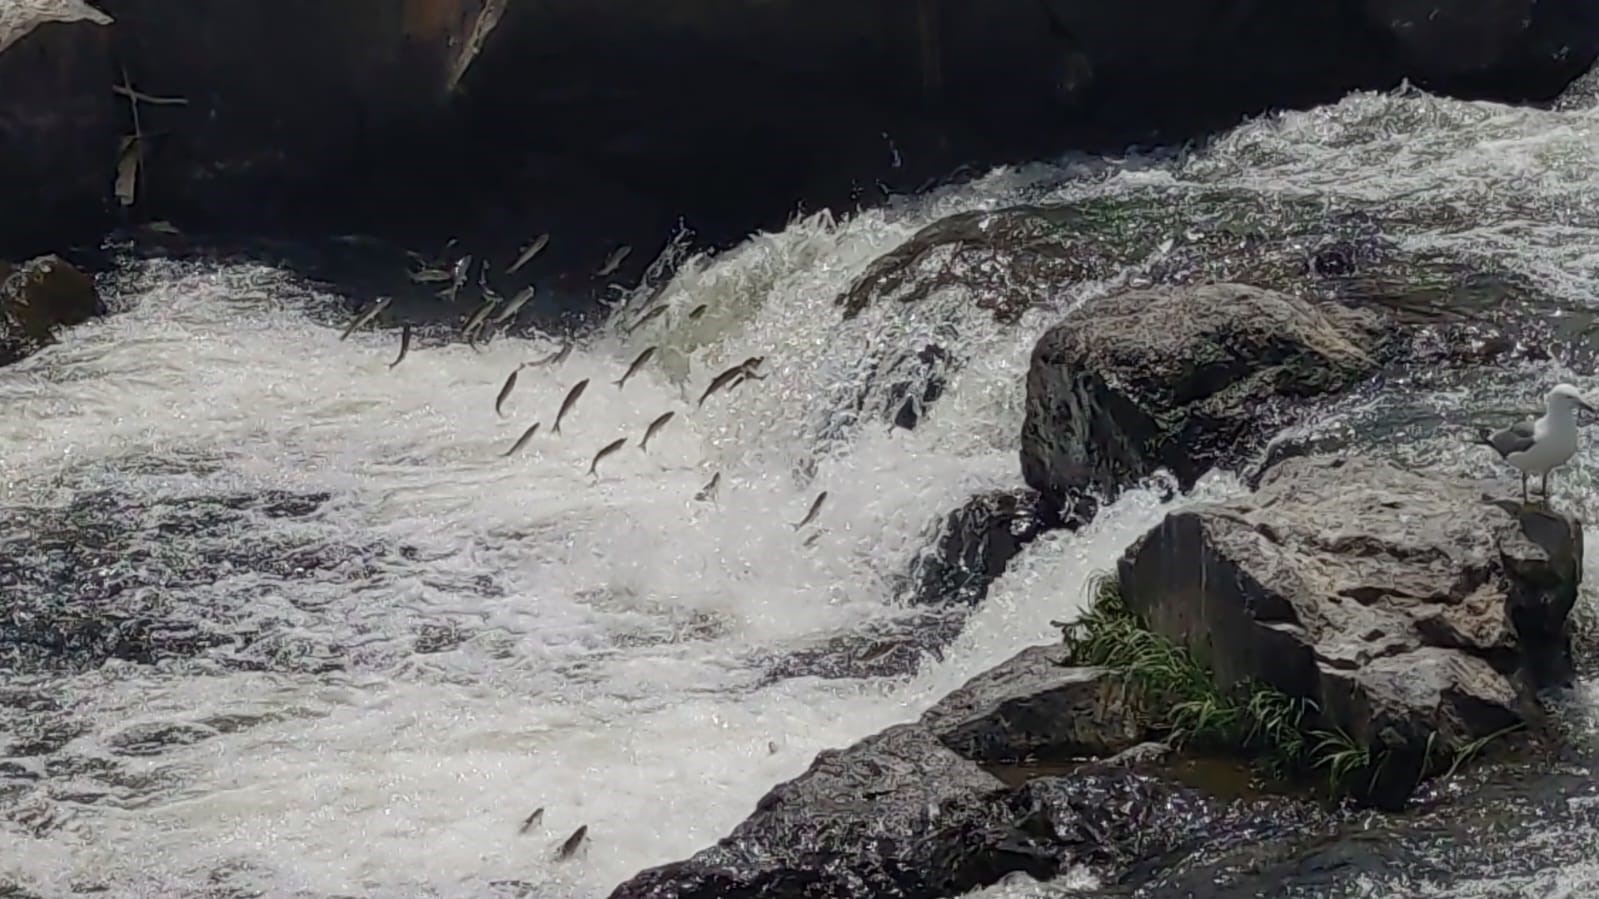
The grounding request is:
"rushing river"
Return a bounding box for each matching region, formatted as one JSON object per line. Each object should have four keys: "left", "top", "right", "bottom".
{"left": 6, "top": 77, "right": 1599, "bottom": 898}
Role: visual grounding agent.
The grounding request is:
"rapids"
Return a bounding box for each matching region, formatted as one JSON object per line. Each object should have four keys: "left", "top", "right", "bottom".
{"left": 5, "top": 79, "right": 1599, "bottom": 897}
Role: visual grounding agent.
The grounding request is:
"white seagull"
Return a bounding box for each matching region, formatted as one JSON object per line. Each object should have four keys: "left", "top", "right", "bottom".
{"left": 1478, "top": 383, "right": 1595, "bottom": 502}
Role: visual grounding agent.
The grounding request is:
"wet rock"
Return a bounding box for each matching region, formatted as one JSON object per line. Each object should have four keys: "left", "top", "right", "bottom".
{"left": 0, "top": 1, "right": 114, "bottom": 259}
{"left": 0, "top": 255, "right": 105, "bottom": 366}
{"left": 907, "top": 488, "right": 1058, "bottom": 608}
{"left": 608, "top": 724, "right": 1010, "bottom": 899}
{"left": 921, "top": 645, "right": 1143, "bottom": 764}
{"left": 1103, "top": 741, "right": 1174, "bottom": 769}
{"left": 608, "top": 723, "right": 1321, "bottom": 899}
{"left": 1117, "top": 455, "right": 1582, "bottom": 807}
{"left": 1020, "top": 283, "right": 1386, "bottom": 523}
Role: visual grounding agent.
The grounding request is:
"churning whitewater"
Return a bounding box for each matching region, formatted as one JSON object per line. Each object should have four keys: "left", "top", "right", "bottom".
{"left": 6, "top": 79, "right": 1599, "bottom": 898}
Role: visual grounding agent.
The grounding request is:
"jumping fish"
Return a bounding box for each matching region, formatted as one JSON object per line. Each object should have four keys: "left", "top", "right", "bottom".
{"left": 697, "top": 357, "right": 765, "bottom": 407}
{"left": 462, "top": 298, "right": 500, "bottom": 338}
{"left": 613, "top": 346, "right": 657, "bottom": 389}
{"left": 492, "top": 286, "right": 536, "bottom": 325}
{"left": 502, "top": 422, "right": 541, "bottom": 458}
{"left": 438, "top": 254, "right": 473, "bottom": 303}
{"left": 556, "top": 825, "right": 588, "bottom": 860}
{"left": 339, "top": 296, "right": 392, "bottom": 341}
{"left": 588, "top": 437, "right": 628, "bottom": 479}
{"left": 388, "top": 323, "right": 411, "bottom": 369}
{"left": 408, "top": 267, "right": 452, "bottom": 284}
{"left": 596, "top": 245, "right": 632, "bottom": 277}
{"left": 552, "top": 378, "right": 590, "bottom": 435}
{"left": 495, "top": 367, "right": 521, "bottom": 417}
{"left": 792, "top": 491, "right": 827, "bottom": 531}
{"left": 507, "top": 233, "right": 550, "bottom": 275}
{"left": 519, "top": 807, "right": 544, "bottom": 834}
{"left": 687, "top": 304, "right": 708, "bottom": 321}
{"left": 623, "top": 305, "right": 668, "bottom": 335}
{"left": 479, "top": 260, "right": 502, "bottom": 298}
{"left": 639, "top": 411, "right": 675, "bottom": 451}
{"left": 694, "top": 472, "right": 721, "bottom": 503}
{"left": 463, "top": 303, "right": 501, "bottom": 351}
{"left": 529, "top": 340, "right": 574, "bottom": 368}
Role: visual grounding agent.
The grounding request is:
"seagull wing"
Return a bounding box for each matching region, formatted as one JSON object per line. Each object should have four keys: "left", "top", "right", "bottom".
{"left": 1484, "top": 419, "right": 1537, "bottom": 459}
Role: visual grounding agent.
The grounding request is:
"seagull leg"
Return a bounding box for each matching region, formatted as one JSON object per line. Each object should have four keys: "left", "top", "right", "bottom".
{"left": 1542, "top": 472, "right": 1550, "bottom": 501}
{"left": 1521, "top": 472, "right": 1529, "bottom": 504}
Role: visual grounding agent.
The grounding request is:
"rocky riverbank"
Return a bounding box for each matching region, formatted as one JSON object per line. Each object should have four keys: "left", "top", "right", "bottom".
{"left": 607, "top": 250, "right": 1589, "bottom": 895}
{"left": 4, "top": 0, "right": 1598, "bottom": 288}
{"left": 611, "top": 451, "right": 1583, "bottom": 898}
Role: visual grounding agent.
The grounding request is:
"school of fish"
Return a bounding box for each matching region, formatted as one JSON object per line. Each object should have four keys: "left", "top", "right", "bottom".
{"left": 341, "top": 235, "right": 832, "bottom": 851}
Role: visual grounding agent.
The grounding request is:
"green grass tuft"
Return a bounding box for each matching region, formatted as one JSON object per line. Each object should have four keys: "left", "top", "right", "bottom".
{"left": 1064, "top": 572, "right": 1315, "bottom": 777}
{"left": 1063, "top": 572, "right": 1527, "bottom": 800}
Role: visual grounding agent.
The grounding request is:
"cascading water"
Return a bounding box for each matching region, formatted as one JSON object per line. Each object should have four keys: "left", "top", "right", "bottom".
{"left": 5, "top": 79, "right": 1599, "bottom": 898}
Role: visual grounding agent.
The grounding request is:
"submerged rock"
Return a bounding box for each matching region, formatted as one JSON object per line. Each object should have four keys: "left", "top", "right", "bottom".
{"left": 0, "top": 1, "right": 114, "bottom": 258}
{"left": 767, "top": 489, "right": 1060, "bottom": 684}
{"left": 886, "top": 344, "right": 953, "bottom": 431}
{"left": 907, "top": 488, "right": 1058, "bottom": 608}
{"left": 921, "top": 645, "right": 1143, "bottom": 764}
{"left": 0, "top": 255, "right": 105, "bottom": 366}
{"left": 1117, "top": 455, "right": 1582, "bottom": 806}
{"left": 759, "top": 609, "right": 965, "bottom": 684}
{"left": 838, "top": 205, "right": 1143, "bottom": 322}
{"left": 1020, "top": 283, "right": 1386, "bottom": 523}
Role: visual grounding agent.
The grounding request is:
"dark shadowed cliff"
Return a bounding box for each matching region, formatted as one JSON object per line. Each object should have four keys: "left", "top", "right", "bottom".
{"left": 2, "top": 0, "right": 1596, "bottom": 280}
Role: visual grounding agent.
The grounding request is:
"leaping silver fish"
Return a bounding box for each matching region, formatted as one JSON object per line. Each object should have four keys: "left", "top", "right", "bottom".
{"left": 388, "top": 323, "right": 411, "bottom": 369}
{"left": 596, "top": 245, "right": 632, "bottom": 277}
{"left": 339, "top": 296, "right": 392, "bottom": 341}
{"left": 508, "top": 233, "right": 550, "bottom": 275}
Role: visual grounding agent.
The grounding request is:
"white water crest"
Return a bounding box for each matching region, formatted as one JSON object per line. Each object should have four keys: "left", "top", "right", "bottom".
{"left": 4, "top": 77, "right": 1599, "bottom": 898}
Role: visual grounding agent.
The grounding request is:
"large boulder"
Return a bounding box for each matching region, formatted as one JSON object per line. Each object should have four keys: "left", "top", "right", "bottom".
{"left": 0, "top": 255, "right": 105, "bottom": 366}
{"left": 920, "top": 644, "right": 1144, "bottom": 763}
{"left": 1116, "top": 455, "right": 1582, "bottom": 806}
{"left": 0, "top": 1, "right": 115, "bottom": 259}
{"left": 1020, "top": 283, "right": 1386, "bottom": 524}
{"left": 607, "top": 721, "right": 1314, "bottom": 899}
